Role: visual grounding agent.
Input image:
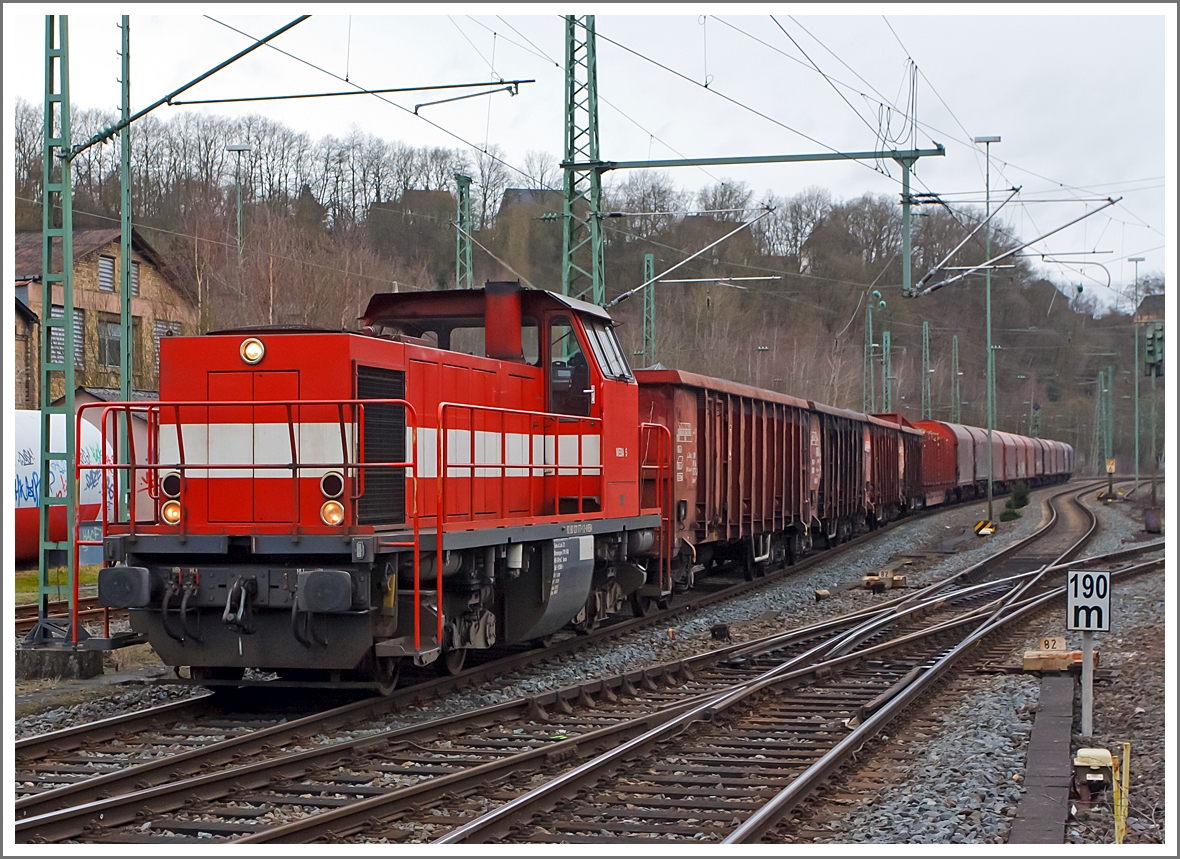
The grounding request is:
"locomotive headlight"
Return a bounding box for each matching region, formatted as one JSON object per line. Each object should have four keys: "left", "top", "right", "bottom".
{"left": 161, "top": 471, "right": 182, "bottom": 498}
{"left": 240, "top": 337, "right": 265, "bottom": 365}
{"left": 320, "top": 471, "right": 345, "bottom": 499}
{"left": 161, "top": 500, "right": 182, "bottom": 525}
{"left": 320, "top": 499, "right": 345, "bottom": 526}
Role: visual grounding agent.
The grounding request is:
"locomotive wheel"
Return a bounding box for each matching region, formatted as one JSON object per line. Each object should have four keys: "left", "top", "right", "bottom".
{"left": 375, "top": 657, "right": 401, "bottom": 696}
{"left": 439, "top": 647, "right": 467, "bottom": 675}
{"left": 630, "top": 594, "right": 658, "bottom": 617}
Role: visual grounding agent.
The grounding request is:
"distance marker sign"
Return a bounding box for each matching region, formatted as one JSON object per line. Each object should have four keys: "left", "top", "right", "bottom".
{"left": 1067, "top": 570, "right": 1110, "bottom": 631}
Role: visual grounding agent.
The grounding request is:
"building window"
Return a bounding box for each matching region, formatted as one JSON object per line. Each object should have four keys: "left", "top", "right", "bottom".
{"left": 153, "top": 319, "right": 177, "bottom": 373}
{"left": 99, "top": 314, "right": 143, "bottom": 372}
{"left": 98, "top": 255, "right": 115, "bottom": 292}
{"left": 49, "top": 305, "right": 84, "bottom": 366}
{"left": 131, "top": 260, "right": 140, "bottom": 297}
{"left": 99, "top": 313, "right": 122, "bottom": 368}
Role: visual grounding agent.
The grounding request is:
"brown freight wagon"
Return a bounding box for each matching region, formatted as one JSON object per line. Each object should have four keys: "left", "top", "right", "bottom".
{"left": 808, "top": 401, "right": 868, "bottom": 546}
{"left": 636, "top": 369, "right": 814, "bottom": 585}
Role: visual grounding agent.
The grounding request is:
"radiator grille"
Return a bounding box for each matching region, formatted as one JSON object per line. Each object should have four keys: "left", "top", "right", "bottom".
{"left": 356, "top": 366, "right": 406, "bottom": 525}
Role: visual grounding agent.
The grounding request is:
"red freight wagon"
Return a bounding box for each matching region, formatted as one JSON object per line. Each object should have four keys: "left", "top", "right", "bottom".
{"left": 964, "top": 425, "right": 1005, "bottom": 484}
{"left": 910, "top": 420, "right": 967, "bottom": 500}
{"left": 875, "top": 413, "right": 944, "bottom": 507}
{"left": 995, "top": 431, "right": 1019, "bottom": 482}
{"left": 635, "top": 369, "right": 812, "bottom": 580}
{"left": 1032, "top": 438, "right": 1047, "bottom": 477}
{"left": 1045, "top": 439, "right": 1062, "bottom": 476}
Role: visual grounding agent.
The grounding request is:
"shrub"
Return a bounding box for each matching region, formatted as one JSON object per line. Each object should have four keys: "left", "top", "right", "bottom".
{"left": 1011, "top": 480, "right": 1030, "bottom": 509}
{"left": 1000, "top": 508, "right": 1021, "bottom": 522}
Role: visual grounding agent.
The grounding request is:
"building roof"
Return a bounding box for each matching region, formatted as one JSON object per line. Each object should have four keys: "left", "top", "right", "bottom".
{"left": 498, "top": 188, "right": 565, "bottom": 215}
{"left": 15, "top": 295, "right": 38, "bottom": 324}
{"left": 14, "top": 228, "right": 187, "bottom": 302}
{"left": 399, "top": 189, "right": 455, "bottom": 212}
{"left": 1137, "top": 293, "right": 1164, "bottom": 321}
{"left": 53, "top": 386, "right": 158, "bottom": 405}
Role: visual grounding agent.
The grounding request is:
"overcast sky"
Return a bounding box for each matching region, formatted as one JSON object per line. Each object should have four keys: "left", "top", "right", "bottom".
{"left": 4, "top": 4, "right": 1174, "bottom": 311}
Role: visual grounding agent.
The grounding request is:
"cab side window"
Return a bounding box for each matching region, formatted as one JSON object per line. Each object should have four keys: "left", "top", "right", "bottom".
{"left": 548, "top": 316, "right": 590, "bottom": 416}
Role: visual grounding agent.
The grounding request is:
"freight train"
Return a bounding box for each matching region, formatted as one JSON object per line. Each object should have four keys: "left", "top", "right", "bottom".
{"left": 91, "top": 283, "right": 1072, "bottom": 692}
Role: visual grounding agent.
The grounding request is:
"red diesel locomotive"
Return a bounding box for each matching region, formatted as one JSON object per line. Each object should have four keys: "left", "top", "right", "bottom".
{"left": 92, "top": 283, "right": 1071, "bottom": 692}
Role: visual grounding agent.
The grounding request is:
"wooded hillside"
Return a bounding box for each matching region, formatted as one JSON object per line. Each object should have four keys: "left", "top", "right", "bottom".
{"left": 15, "top": 98, "right": 1163, "bottom": 475}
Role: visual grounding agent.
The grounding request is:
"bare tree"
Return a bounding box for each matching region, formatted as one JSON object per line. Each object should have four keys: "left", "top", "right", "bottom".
{"left": 521, "top": 149, "right": 560, "bottom": 190}
{"left": 473, "top": 145, "right": 510, "bottom": 230}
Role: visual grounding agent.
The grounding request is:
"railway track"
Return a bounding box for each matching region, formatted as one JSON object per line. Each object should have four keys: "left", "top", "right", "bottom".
{"left": 14, "top": 483, "right": 1163, "bottom": 844}
{"left": 11, "top": 480, "right": 1094, "bottom": 809}
{"left": 14, "top": 596, "right": 127, "bottom": 637}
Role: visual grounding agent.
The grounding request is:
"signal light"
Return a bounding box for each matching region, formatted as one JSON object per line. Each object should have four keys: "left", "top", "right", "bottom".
{"left": 240, "top": 337, "right": 265, "bottom": 364}
{"left": 161, "top": 500, "right": 182, "bottom": 525}
{"left": 1145, "top": 322, "right": 1164, "bottom": 373}
{"left": 320, "top": 500, "right": 345, "bottom": 526}
{"left": 320, "top": 471, "right": 344, "bottom": 499}
{"left": 161, "top": 471, "right": 181, "bottom": 498}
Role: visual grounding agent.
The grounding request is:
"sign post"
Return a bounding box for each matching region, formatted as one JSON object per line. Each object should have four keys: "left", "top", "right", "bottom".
{"left": 1067, "top": 570, "right": 1110, "bottom": 738}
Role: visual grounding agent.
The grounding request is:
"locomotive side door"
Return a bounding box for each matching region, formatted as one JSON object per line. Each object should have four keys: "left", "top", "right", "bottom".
{"left": 544, "top": 312, "right": 639, "bottom": 518}
{"left": 545, "top": 314, "right": 599, "bottom": 515}
{"left": 581, "top": 316, "right": 640, "bottom": 518}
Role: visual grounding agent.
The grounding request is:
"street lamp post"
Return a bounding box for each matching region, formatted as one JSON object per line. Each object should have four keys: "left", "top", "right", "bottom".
{"left": 1129, "top": 256, "right": 1144, "bottom": 492}
{"left": 226, "top": 143, "right": 252, "bottom": 281}
{"left": 974, "top": 135, "right": 1000, "bottom": 524}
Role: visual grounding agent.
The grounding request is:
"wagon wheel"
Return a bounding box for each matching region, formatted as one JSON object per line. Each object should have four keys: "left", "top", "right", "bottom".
{"left": 571, "top": 600, "right": 600, "bottom": 635}
{"left": 630, "top": 594, "right": 659, "bottom": 617}
{"left": 531, "top": 634, "right": 556, "bottom": 649}
{"left": 656, "top": 594, "right": 673, "bottom": 611}
{"left": 438, "top": 647, "right": 467, "bottom": 675}
{"left": 374, "top": 656, "right": 401, "bottom": 696}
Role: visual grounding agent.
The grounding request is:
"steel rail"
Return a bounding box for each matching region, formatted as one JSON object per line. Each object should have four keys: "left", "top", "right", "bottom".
{"left": 245, "top": 581, "right": 1038, "bottom": 844}
{"left": 20, "top": 545, "right": 1153, "bottom": 843}
{"left": 15, "top": 695, "right": 214, "bottom": 761}
{"left": 432, "top": 486, "right": 1111, "bottom": 843}
{"left": 14, "top": 481, "right": 1095, "bottom": 816}
{"left": 725, "top": 485, "right": 1103, "bottom": 843}
{"left": 725, "top": 553, "right": 1163, "bottom": 842}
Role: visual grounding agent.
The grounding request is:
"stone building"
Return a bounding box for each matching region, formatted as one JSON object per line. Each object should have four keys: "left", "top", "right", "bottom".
{"left": 14, "top": 228, "right": 198, "bottom": 407}
{"left": 14, "top": 296, "right": 39, "bottom": 409}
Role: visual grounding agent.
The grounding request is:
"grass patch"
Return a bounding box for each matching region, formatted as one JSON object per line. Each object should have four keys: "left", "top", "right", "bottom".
{"left": 15, "top": 565, "right": 102, "bottom": 601}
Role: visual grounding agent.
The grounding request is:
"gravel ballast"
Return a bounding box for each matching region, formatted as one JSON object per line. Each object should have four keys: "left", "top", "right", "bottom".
{"left": 13, "top": 481, "right": 1164, "bottom": 847}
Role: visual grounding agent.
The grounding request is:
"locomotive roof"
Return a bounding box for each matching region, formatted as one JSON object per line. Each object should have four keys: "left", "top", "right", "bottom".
{"left": 362, "top": 286, "right": 613, "bottom": 326}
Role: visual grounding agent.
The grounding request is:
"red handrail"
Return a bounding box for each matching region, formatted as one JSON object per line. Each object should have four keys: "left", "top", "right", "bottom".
{"left": 75, "top": 398, "right": 423, "bottom": 649}
{"left": 640, "top": 422, "right": 674, "bottom": 596}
